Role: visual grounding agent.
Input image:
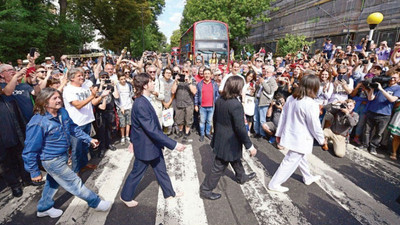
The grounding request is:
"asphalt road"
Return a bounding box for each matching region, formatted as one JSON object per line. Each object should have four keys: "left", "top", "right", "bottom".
{"left": 1, "top": 133, "right": 399, "bottom": 225}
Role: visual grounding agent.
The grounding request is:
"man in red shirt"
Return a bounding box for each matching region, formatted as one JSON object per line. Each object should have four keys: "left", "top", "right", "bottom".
{"left": 195, "top": 68, "right": 220, "bottom": 142}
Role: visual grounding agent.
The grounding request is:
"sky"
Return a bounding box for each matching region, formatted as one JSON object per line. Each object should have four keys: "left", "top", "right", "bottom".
{"left": 157, "top": 0, "right": 185, "bottom": 44}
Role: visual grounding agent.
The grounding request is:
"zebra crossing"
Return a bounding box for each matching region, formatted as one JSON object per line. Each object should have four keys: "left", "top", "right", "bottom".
{"left": 1, "top": 137, "right": 399, "bottom": 225}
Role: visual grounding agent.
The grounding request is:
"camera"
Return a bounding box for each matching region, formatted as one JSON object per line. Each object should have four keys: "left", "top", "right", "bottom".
{"left": 362, "top": 59, "right": 369, "bottom": 64}
{"left": 370, "top": 58, "right": 375, "bottom": 63}
{"left": 340, "top": 103, "right": 348, "bottom": 109}
{"left": 105, "top": 79, "right": 111, "bottom": 84}
{"left": 172, "top": 72, "right": 178, "bottom": 80}
{"left": 275, "top": 99, "right": 283, "bottom": 106}
{"left": 361, "top": 76, "right": 392, "bottom": 89}
{"left": 178, "top": 74, "right": 186, "bottom": 82}
{"left": 161, "top": 53, "right": 167, "bottom": 57}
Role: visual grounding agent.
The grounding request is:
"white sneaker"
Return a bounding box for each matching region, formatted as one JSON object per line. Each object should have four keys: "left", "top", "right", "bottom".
{"left": 268, "top": 185, "right": 289, "bottom": 193}
{"left": 304, "top": 175, "right": 321, "bottom": 186}
{"left": 37, "top": 207, "right": 63, "bottom": 218}
{"left": 95, "top": 200, "right": 111, "bottom": 211}
{"left": 121, "top": 137, "right": 126, "bottom": 143}
{"left": 126, "top": 137, "right": 130, "bottom": 142}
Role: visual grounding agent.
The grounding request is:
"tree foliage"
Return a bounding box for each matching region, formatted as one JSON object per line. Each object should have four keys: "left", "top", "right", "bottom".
{"left": 277, "top": 34, "right": 315, "bottom": 57}
{"left": 0, "top": 0, "right": 92, "bottom": 63}
{"left": 180, "top": 0, "right": 272, "bottom": 49}
{"left": 170, "top": 29, "right": 181, "bottom": 47}
{"left": 70, "top": 0, "right": 166, "bottom": 55}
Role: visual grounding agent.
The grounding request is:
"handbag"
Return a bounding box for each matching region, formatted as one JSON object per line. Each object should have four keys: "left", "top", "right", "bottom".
{"left": 243, "top": 95, "right": 255, "bottom": 116}
{"left": 162, "top": 108, "right": 174, "bottom": 127}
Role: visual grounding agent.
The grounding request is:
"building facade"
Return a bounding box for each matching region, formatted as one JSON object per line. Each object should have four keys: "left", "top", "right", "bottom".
{"left": 246, "top": 0, "right": 400, "bottom": 53}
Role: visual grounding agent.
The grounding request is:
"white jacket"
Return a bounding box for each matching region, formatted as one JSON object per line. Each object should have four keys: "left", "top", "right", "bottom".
{"left": 275, "top": 96, "right": 325, "bottom": 154}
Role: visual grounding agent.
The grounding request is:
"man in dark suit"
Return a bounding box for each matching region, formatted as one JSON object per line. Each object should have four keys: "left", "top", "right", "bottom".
{"left": 200, "top": 76, "right": 257, "bottom": 200}
{"left": 120, "top": 73, "right": 186, "bottom": 207}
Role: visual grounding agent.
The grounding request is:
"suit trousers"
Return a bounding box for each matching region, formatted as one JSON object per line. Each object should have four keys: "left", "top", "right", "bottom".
{"left": 200, "top": 156, "right": 246, "bottom": 196}
{"left": 268, "top": 150, "right": 314, "bottom": 189}
{"left": 121, "top": 155, "right": 175, "bottom": 201}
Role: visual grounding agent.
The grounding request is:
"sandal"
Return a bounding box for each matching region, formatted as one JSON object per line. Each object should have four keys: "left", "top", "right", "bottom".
{"left": 390, "top": 153, "right": 397, "bottom": 160}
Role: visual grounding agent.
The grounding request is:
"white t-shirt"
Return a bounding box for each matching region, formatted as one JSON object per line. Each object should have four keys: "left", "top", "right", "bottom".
{"left": 63, "top": 83, "right": 95, "bottom": 126}
{"left": 116, "top": 83, "right": 133, "bottom": 110}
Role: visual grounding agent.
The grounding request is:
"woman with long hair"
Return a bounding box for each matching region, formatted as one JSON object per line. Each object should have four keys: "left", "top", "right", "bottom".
{"left": 268, "top": 75, "right": 325, "bottom": 192}
{"left": 200, "top": 76, "right": 257, "bottom": 200}
{"left": 22, "top": 88, "right": 111, "bottom": 218}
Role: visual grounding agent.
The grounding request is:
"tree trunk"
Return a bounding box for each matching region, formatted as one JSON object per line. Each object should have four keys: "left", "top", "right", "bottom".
{"left": 59, "top": 0, "right": 67, "bottom": 17}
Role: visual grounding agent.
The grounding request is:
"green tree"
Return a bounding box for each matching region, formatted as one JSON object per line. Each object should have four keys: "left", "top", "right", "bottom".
{"left": 180, "top": 0, "right": 272, "bottom": 49}
{"left": 0, "top": 0, "right": 92, "bottom": 63}
{"left": 276, "top": 34, "right": 315, "bottom": 57}
{"left": 170, "top": 29, "right": 181, "bottom": 47}
{"left": 70, "top": 0, "right": 160, "bottom": 52}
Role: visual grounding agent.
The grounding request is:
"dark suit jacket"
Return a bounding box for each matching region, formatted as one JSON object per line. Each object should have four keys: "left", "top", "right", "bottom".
{"left": 130, "top": 95, "right": 176, "bottom": 161}
{"left": 211, "top": 97, "right": 252, "bottom": 161}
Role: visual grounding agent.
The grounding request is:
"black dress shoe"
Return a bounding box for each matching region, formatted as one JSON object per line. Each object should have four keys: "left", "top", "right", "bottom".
{"left": 237, "top": 172, "right": 256, "bottom": 184}
{"left": 108, "top": 145, "right": 117, "bottom": 151}
{"left": 205, "top": 134, "right": 213, "bottom": 140}
{"left": 200, "top": 192, "right": 221, "bottom": 200}
{"left": 23, "top": 180, "right": 45, "bottom": 187}
{"left": 11, "top": 187, "right": 23, "bottom": 198}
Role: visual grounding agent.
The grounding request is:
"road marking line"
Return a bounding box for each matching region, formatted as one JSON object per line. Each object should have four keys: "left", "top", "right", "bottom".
{"left": 345, "top": 144, "right": 400, "bottom": 186}
{"left": 239, "top": 152, "right": 311, "bottom": 225}
{"left": 279, "top": 148, "right": 400, "bottom": 225}
{"left": 56, "top": 149, "right": 132, "bottom": 225}
{"left": 155, "top": 145, "right": 208, "bottom": 225}
{"left": 0, "top": 185, "right": 42, "bottom": 223}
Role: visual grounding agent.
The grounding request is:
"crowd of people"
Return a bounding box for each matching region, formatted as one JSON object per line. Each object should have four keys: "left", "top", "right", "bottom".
{"left": 1, "top": 35, "right": 400, "bottom": 216}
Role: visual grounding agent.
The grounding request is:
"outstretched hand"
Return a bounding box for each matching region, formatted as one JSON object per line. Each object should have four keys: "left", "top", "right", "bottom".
{"left": 176, "top": 143, "right": 186, "bottom": 152}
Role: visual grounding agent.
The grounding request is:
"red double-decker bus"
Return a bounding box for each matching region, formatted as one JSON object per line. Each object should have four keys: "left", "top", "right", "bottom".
{"left": 179, "top": 20, "right": 230, "bottom": 65}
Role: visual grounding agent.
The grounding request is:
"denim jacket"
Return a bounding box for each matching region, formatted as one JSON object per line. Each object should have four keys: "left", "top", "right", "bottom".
{"left": 23, "top": 107, "right": 92, "bottom": 178}
{"left": 195, "top": 80, "right": 219, "bottom": 107}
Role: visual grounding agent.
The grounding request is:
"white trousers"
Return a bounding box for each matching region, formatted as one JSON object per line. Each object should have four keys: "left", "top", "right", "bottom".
{"left": 268, "top": 150, "right": 314, "bottom": 188}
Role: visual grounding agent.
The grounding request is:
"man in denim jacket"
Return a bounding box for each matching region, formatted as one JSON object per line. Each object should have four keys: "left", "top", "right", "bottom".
{"left": 23, "top": 88, "right": 111, "bottom": 218}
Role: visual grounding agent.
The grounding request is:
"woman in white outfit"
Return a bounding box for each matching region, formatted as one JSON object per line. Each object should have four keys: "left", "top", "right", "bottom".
{"left": 268, "top": 75, "right": 325, "bottom": 193}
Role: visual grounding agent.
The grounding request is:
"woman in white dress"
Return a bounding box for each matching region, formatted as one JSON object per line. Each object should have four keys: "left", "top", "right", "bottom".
{"left": 268, "top": 75, "right": 325, "bottom": 192}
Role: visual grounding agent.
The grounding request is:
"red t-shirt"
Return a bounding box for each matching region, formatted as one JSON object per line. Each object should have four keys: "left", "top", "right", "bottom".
{"left": 194, "top": 74, "right": 203, "bottom": 83}
{"left": 201, "top": 81, "right": 213, "bottom": 107}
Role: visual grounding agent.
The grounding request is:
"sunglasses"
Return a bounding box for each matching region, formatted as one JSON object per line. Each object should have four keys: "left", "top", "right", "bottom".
{"left": 85, "top": 71, "right": 90, "bottom": 73}
{"left": 183, "top": 70, "right": 189, "bottom": 73}
{"left": 124, "top": 71, "right": 130, "bottom": 74}
{"left": 37, "top": 70, "right": 46, "bottom": 73}
{"left": 148, "top": 71, "right": 156, "bottom": 74}
{"left": 100, "top": 76, "right": 109, "bottom": 79}
{"left": 256, "top": 60, "right": 263, "bottom": 63}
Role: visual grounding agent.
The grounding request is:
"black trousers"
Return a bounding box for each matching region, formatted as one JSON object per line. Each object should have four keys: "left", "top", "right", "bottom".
{"left": 200, "top": 156, "right": 246, "bottom": 196}
{"left": 363, "top": 111, "right": 391, "bottom": 150}
{"left": 0, "top": 143, "right": 31, "bottom": 188}
{"left": 96, "top": 111, "right": 114, "bottom": 151}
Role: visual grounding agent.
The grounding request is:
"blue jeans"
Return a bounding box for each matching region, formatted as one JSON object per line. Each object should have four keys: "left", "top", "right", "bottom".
{"left": 37, "top": 153, "right": 100, "bottom": 212}
{"left": 199, "top": 107, "right": 214, "bottom": 136}
{"left": 253, "top": 99, "right": 269, "bottom": 137}
{"left": 70, "top": 123, "right": 91, "bottom": 173}
{"left": 354, "top": 103, "right": 367, "bottom": 136}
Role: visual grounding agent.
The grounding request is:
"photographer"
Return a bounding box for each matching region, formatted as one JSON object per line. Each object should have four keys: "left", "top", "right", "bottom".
{"left": 262, "top": 93, "right": 286, "bottom": 148}
{"left": 171, "top": 67, "right": 197, "bottom": 140}
{"left": 364, "top": 72, "right": 400, "bottom": 155}
{"left": 375, "top": 41, "right": 391, "bottom": 64}
{"left": 94, "top": 71, "right": 118, "bottom": 157}
{"left": 329, "top": 65, "right": 354, "bottom": 103}
{"left": 322, "top": 99, "right": 359, "bottom": 157}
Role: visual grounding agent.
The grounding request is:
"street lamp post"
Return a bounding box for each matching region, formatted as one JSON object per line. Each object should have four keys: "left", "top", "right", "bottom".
{"left": 366, "top": 12, "right": 384, "bottom": 52}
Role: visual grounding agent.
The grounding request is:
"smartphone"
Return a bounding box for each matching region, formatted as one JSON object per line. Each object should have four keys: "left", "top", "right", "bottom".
{"left": 30, "top": 47, "right": 37, "bottom": 57}
{"left": 336, "top": 58, "right": 343, "bottom": 64}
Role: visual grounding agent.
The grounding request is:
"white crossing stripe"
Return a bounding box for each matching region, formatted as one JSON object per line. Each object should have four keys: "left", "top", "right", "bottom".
{"left": 280, "top": 148, "right": 400, "bottom": 225}
{"left": 56, "top": 148, "right": 132, "bottom": 225}
{"left": 239, "top": 152, "right": 311, "bottom": 225}
{"left": 155, "top": 145, "right": 208, "bottom": 225}
{"left": 345, "top": 144, "right": 400, "bottom": 186}
{"left": 0, "top": 185, "right": 42, "bottom": 223}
